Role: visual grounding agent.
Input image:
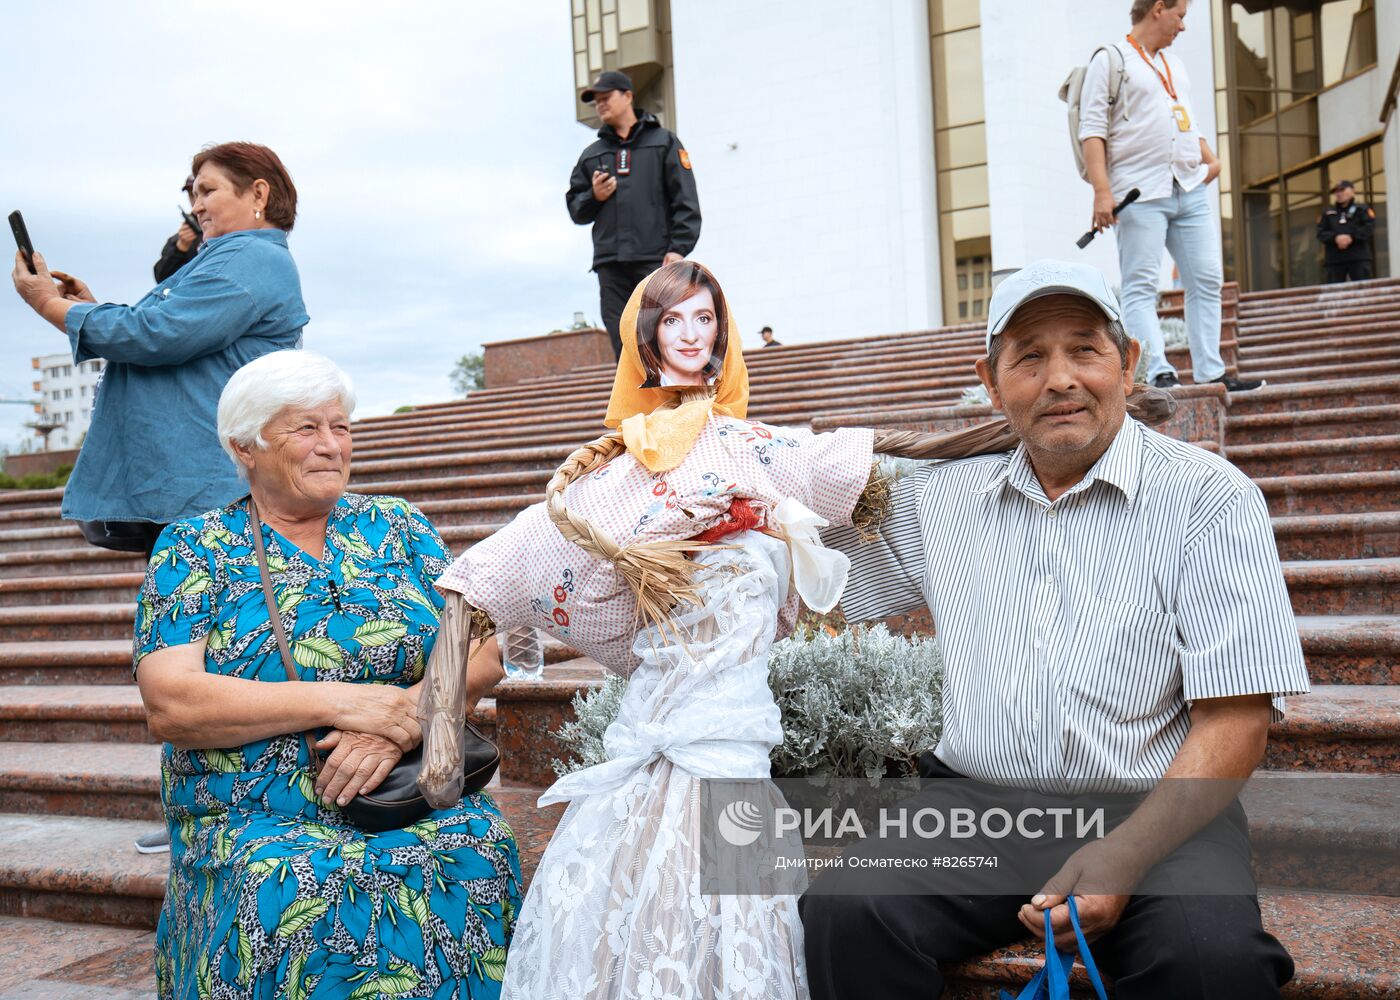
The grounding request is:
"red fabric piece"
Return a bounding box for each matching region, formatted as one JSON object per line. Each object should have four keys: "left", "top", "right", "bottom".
{"left": 691, "top": 497, "right": 764, "bottom": 544}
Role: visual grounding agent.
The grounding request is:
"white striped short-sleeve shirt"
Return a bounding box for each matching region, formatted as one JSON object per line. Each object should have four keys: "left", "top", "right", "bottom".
{"left": 826, "top": 417, "right": 1310, "bottom": 793}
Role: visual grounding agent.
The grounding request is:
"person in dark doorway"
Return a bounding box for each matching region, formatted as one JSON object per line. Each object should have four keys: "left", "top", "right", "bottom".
{"left": 566, "top": 70, "right": 702, "bottom": 359}
{"left": 153, "top": 175, "right": 202, "bottom": 283}
{"left": 759, "top": 325, "right": 781, "bottom": 347}
{"left": 1317, "top": 180, "right": 1376, "bottom": 283}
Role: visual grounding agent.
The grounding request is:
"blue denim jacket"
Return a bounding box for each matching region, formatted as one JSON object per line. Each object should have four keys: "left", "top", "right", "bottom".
{"left": 61, "top": 228, "right": 308, "bottom": 523}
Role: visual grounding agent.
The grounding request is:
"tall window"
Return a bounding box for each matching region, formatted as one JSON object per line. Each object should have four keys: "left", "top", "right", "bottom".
{"left": 1213, "top": 0, "right": 1383, "bottom": 288}
{"left": 929, "top": 0, "right": 992, "bottom": 324}
{"left": 571, "top": 0, "right": 674, "bottom": 128}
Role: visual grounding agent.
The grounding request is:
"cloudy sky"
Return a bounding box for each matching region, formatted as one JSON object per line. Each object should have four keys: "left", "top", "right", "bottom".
{"left": 0, "top": 2, "right": 598, "bottom": 451}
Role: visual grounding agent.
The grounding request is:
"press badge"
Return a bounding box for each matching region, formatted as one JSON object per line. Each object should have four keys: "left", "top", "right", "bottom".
{"left": 1171, "top": 104, "right": 1192, "bottom": 131}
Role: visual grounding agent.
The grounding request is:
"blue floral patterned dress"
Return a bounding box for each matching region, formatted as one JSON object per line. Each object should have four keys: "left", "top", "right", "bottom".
{"left": 134, "top": 494, "right": 520, "bottom": 1000}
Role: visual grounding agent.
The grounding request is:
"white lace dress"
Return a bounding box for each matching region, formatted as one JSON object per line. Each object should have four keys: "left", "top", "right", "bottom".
{"left": 501, "top": 530, "right": 810, "bottom": 1000}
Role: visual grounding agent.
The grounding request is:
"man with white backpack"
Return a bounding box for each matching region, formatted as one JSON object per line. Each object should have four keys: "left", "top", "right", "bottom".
{"left": 1075, "top": 0, "right": 1263, "bottom": 392}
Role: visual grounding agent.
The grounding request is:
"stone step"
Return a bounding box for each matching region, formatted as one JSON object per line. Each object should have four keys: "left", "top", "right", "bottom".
{"left": 0, "top": 913, "right": 156, "bottom": 998}
{"left": 1257, "top": 470, "right": 1400, "bottom": 517}
{"left": 0, "top": 641, "right": 134, "bottom": 686}
{"left": 1228, "top": 435, "right": 1400, "bottom": 478}
{"left": 1241, "top": 356, "right": 1400, "bottom": 387}
{"left": 0, "top": 547, "right": 145, "bottom": 580}
{"left": 1238, "top": 275, "right": 1400, "bottom": 305}
{"left": 1235, "top": 339, "right": 1400, "bottom": 374}
{"left": 0, "top": 686, "right": 152, "bottom": 743}
{"left": 1225, "top": 374, "right": 1400, "bottom": 415}
{"left": 1265, "top": 684, "right": 1400, "bottom": 773}
{"left": 0, "top": 574, "right": 144, "bottom": 609}
{"left": 1227, "top": 404, "right": 1400, "bottom": 444}
{"left": 1237, "top": 317, "right": 1400, "bottom": 350}
{"left": 1283, "top": 559, "right": 1399, "bottom": 617}
{"left": 0, "top": 813, "right": 164, "bottom": 928}
{"left": 1238, "top": 291, "right": 1400, "bottom": 328}
{"left": 1245, "top": 771, "right": 1400, "bottom": 897}
{"left": 0, "top": 743, "right": 161, "bottom": 821}
{"left": 943, "top": 889, "right": 1400, "bottom": 999}
{"left": 1296, "top": 616, "right": 1399, "bottom": 685}
{"left": 1273, "top": 514, "right": 1400, "bottom": 563}
{"left": 0, "top": 524, "right": 83, "bottom": 552}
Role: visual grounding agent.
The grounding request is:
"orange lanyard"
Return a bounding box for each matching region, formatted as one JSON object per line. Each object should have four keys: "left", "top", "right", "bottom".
{"left": 1125, "top": 34, "right": 1178, "bottom": 101}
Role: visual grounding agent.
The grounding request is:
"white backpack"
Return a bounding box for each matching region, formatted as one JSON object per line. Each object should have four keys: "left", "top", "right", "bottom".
{"left": 1060, "top": 45, "right": 1127, "bottom": 180}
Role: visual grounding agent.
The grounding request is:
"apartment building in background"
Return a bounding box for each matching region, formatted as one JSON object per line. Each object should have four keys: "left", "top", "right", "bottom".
{"left": 30, "top": 353, "right": 103, "bottom": 451}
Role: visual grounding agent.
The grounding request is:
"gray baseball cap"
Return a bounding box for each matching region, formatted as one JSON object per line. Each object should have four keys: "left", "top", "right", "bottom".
{"left": 985, "top": 260, "right": 1121, "bottom": 353}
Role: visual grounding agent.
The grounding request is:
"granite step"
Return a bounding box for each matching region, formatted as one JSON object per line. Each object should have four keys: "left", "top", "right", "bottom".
{"left": 0, "top": 743, "right": 161, "bottom": 821}
{"left": 1257, "top": 470, "right": 1400, "bottom": 517}
{"left": 0, "top": 574, "right": 144, "bottom": 609}
{"left": 1234, "top": 340, "right": 1400, "bottom": 374}
{"left": 0, "top": 686, "right": 152, "bottom": 743}
{"left": 1228, "top": 435, "right": 1400, "bottom": 478}
{"left": 1244, "top": 771, "right": 1400, "bottom": 896}
{"left": 1283, "top": 559, "right": 1399, "bottom": 617}
{"left": 1223, "top": 375, "right": 1400, "bottom": 415}
{"left": 1272, "top": 515, "right": 1400, "bottom": 563}
{"left": 1265, "top": 684, "right": 1400, "bottom": 773}
{"left": 1227, "top": 404, "right": 1400, "bottom": 444}
{"left": 0, "top": 641, "right": 135, "bottom": 686}
{"left": 1237, "top": 356, "right": 1400, "bottom": 387}
{"left": 1295, "top": 616, "right": 1400, "bottom": 685}
{"left": 0, "top": 913, "right": 156, "bottom": 998}
{"left": 0, "top": 547, "right": 146, "bottom": 580}
{"left": 0, "top": 605, "right": 136, "bottom": 644}
{"left": 1237, "top": 321, "right": 1400, "bottom": 355}
{"left": 0, "top": 813, "right": 164, "bottom": 928}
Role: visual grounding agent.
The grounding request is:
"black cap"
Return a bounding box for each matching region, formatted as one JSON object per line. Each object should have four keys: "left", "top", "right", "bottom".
{"left": 1332, "top": 179, "right": 1355, "bottom": 192}
{"left": 581, "top": 70, "right": 634, "bottom": 103}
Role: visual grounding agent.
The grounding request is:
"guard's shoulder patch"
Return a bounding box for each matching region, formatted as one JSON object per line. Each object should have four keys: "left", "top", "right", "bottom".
{"left": 679, "top": 148, "right": 692, "bottom": 170}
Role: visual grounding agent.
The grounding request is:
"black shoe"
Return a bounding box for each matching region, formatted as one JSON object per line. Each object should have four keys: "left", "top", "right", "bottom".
{"left": 1209, "top": 374, "right": 1266, "bottom": 392}
{"left": 1150, "top": 372, "right": 1181, "bottom": 389}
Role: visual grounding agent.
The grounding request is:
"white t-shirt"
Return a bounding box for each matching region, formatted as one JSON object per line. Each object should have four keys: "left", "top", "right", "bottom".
{"left": 1077, "top": 40, "right": 1208, "bottom": 203}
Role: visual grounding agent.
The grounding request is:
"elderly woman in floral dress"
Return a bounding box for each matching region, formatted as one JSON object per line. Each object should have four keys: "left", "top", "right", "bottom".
{"left": 134, "top": 350, "right": 519, "bottom": 1000}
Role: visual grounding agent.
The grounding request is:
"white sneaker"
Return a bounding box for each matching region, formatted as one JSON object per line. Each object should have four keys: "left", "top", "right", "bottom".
{"left": 133, "top": 828, "right": 171, "bottom": 854}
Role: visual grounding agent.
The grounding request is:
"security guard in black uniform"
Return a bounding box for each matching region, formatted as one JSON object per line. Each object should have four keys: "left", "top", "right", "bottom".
{"left": 567, "top": 70, "right": 701, "bottom": 358}
{"left": 1316, "top": 179, "right": 1376, "bottom": 283}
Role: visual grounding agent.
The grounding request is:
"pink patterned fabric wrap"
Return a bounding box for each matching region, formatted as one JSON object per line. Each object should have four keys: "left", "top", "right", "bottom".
{"left": 435, "top": 416, "right": 874, "bottom": 674}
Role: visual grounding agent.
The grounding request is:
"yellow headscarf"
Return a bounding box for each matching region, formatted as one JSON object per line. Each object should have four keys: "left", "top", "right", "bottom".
{"left": 603, "top": 264, "right": 749, "bottom": 473}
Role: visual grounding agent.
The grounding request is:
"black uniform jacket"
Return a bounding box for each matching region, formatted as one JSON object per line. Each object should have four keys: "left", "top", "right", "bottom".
{"left": 567, "top": 110, "right": 701, "bottom": 268}
{"left": 1317, "top": 200, "right": 1376, "bottom": 264}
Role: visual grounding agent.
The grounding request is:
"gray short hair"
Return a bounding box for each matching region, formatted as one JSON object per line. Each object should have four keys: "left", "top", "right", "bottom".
{"left": 217, "top": 350, "right": 357, "bottom": 476}
{"left": 1130, "top": 0, "right": 1181, "bottom": 24}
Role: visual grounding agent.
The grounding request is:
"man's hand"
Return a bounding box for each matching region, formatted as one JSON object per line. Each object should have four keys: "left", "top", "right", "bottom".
{"left": 1018, "top": 838, "right": 1145, "bottom": 947}
{"left": 175, "top": 222, "right": 199, "bottom": 252}
{"left": 591, "top": 170, "right": 617, "bottom": 202}
{"left": 1204, "top": 161, "right": 1222, "bottom": 185}
{"left": 663, "top": 251, "right": 684, "bottom": 266}
{"left": 1092, "top": 189, "right": 1118, "bottom": 232}
{"left": 314, "top": 730, "right": 403, "bottom": 806}
{"left": 48, "top": 270, "right": 96, "bottom": 303}
{"left": 1335, "top": 234, "right": 1353, "bottom": 250}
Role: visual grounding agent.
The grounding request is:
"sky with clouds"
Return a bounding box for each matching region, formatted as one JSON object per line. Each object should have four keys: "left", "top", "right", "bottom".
{"left": 0, "top": 2, "right": 600, "bottom": 451}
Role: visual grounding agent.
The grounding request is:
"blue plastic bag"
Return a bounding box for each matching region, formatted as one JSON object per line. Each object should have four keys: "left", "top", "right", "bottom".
{"left": 1000, "top": 897, "right": 1110, "bottom": 1000}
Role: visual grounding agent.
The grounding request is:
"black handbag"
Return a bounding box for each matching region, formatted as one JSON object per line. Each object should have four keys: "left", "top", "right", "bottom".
{"left": 248, "top": 496, "right": 500, "bottom": 833}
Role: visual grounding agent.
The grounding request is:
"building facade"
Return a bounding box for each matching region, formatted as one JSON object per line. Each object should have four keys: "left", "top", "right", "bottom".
{"left": 569, "top": 0, "right": 1394, "bottom": 344}
{"left": 30, "top": 353, "right": 103, "bottom": 450}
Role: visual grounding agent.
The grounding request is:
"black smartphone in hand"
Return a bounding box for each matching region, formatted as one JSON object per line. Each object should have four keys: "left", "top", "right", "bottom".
{"left": 9, "top": 210, "right": 36, "bottom": 274}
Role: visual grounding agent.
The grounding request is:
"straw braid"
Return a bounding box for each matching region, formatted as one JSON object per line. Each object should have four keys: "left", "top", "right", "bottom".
{"left": 546, "top": 431, "right": 715, "bottom": 630}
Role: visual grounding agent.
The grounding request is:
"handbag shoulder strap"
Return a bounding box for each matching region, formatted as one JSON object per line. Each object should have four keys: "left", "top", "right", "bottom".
{"left": 247, "top": 496, "right": 322, "bottom": 771}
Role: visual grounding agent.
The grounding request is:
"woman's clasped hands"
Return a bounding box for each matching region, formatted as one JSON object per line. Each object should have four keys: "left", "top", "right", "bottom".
{"left": 317, "top": 682, "right": 423, "bottom": 807}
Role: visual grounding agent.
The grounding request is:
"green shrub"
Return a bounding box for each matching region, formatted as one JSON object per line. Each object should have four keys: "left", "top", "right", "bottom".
{"left": 0, "top": 464, "right": 73, "bottom": 491}
{"left": 552, "top": 623, "right": 945, "bottom": 780}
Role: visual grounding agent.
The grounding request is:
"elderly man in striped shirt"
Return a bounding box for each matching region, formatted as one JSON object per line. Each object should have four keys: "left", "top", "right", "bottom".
{"left": 801, "top": 260, "right": 1310, "bottom": 1000}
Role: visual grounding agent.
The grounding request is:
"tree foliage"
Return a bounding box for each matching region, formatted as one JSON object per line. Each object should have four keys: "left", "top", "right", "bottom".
{"left": 450, "top": 352, "right": 486, "bottom": 396}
